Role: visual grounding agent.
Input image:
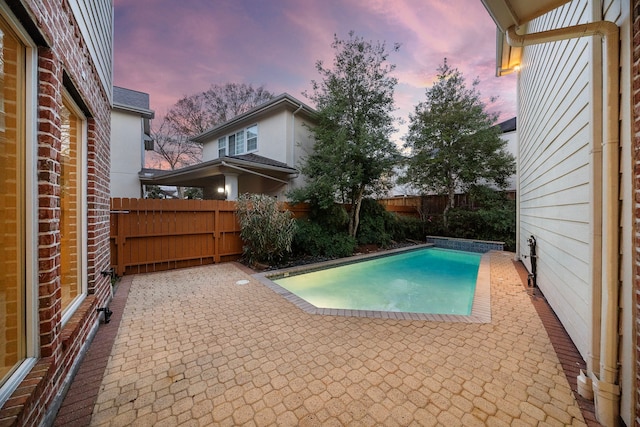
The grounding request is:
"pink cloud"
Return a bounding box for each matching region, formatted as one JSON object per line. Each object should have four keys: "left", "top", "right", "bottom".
{"left": 114, "top": 0, "right": 517, "bottom": 134}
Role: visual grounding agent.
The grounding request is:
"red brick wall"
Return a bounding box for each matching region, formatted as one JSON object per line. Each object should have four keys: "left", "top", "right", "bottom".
{"left": 634, "top": 1, "right": 640, "bottom": 425}
{"left": 0, "top": 0, "right": 112, "bottom": 425}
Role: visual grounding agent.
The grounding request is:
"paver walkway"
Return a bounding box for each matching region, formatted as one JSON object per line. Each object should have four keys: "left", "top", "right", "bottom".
{"left": 72, "top": 252, "right": 588, "bottom": 426}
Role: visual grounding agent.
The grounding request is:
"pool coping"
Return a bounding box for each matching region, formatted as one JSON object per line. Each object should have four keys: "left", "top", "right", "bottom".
{"left": 252, "top": 245, "right": 492, "bottom": 323}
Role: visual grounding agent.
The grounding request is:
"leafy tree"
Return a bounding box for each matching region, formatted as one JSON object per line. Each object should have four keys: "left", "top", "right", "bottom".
{"left": 294, "top": 31, "right": 400, "bottom": 238}
{"left": 401, "top": 59, "right": 515, "bottom": 227}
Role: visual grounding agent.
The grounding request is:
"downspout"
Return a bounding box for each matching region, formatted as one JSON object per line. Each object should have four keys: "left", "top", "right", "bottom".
{"left": 507, "top": 22, "right": 620, "bottom": 426}
{"left": 291, "top": 104, "right": 303, "bottom": 195}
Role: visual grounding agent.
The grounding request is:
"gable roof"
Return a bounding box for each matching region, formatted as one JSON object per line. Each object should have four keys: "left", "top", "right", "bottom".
{"left": 113, "top": 86, "right": 155, "bottom": 119}
{"left": 191, "top": 93, "right": 316, "bottom": 143}
{"left": 498, "top": 117, "right": 516, "bottom": 133}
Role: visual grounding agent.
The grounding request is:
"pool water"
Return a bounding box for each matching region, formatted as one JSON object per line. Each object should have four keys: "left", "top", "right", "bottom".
{"left": 273, "top": 248, "right": 482, "bottom": 315}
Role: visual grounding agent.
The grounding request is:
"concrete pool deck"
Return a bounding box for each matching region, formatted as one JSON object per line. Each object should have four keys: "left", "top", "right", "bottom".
{"left": 55, "top": 251, "right": 596, "bottom": 426}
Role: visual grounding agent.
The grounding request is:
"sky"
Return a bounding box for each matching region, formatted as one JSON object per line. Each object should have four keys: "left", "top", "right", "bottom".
{"left": 113, "top": 0, "right": 517, "bottom": 141}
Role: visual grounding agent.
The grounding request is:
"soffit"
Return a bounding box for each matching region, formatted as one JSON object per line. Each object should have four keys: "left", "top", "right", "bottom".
{"left": 481, "top": 0, "right": 572, "bottom": 33}
{"left": 481, "top": 0, "right": 570, "bottom": 76}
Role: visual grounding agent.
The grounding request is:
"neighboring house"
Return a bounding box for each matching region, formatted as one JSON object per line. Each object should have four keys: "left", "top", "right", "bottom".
{"left": 497, "top": 116, "right": 517, "bottom": 191}
{"left": 111, "top": 86, "right": 154, "bottom": 198}
{"left": 0, "top": 1, "right": 113, "bottom": 425}
{"left": 482, "top": 0, "right": 634, "bottom": 425}
{"left": 140, "top": 93, "right": 317, "bottom": 201}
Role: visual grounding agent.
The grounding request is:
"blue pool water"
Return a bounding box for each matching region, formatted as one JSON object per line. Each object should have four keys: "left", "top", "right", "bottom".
{"left": 273, "top": 248, "right": 481, "bottom": 315}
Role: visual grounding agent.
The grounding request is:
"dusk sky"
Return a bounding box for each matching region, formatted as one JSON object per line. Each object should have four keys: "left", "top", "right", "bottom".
{"left": 113, "top": 0, "right": 517, "bottom": 140}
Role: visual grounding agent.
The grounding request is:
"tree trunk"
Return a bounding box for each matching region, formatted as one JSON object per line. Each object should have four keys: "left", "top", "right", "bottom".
{"left": 348, "top": 186, "right": 365, "bottom": 238}
{"left": 443, "top": 186, "right": 456, "bottom": 230}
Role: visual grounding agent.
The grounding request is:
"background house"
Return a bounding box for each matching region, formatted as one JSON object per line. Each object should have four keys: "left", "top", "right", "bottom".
{"left": 482, "top": 0, "right": 634, "bottom": 425}
{"left": 0, "top": 0, "right": 113, "bottom": 425}
{"left": 111, "top": 86, "right": 155, "bottom": 198}
{"left": 140, "top": 93, "right": 317, "bottom": 200}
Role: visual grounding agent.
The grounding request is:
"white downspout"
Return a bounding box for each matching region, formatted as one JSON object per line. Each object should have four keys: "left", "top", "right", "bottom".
{"left": 507, "top": 22, "right": 620, "bottom": 427}
{"left": 289, "top": 104, "right": 303, "bottom": 198}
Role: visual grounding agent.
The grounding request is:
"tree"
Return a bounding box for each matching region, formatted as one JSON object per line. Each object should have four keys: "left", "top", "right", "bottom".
{"left": 163, "top": 83, "right": 275, "bottom": 137}
{"left": 294, "top": 31, "right": 400, "bottom": 238}
{"left": 151, "top": 118, "right": 203, "bottom": 171}
{"left": 401, "top": 59, "right": 515, "bottom": 227}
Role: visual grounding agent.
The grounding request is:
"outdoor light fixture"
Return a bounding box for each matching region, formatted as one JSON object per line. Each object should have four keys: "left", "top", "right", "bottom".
{"left": 217, "top": 187, "right": 225, "bottom": 194}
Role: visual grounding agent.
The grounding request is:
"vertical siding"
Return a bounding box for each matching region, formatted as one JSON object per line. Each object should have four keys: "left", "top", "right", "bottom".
{"left": 518, "top": 0, "right": 594, "bottom": 359}
{"left": 68, "top": 0, "right": 113, "bottom": 102}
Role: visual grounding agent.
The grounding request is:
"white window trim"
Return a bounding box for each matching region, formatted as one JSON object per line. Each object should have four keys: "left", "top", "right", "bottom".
{"left": 218, "top": 124, "right": 258, "bottom": 157}
{"left": 60, "top": 90, "right": 88, "bottom": 327}
{"left": 0, "top": 2, "right": 39, "bottom": 407}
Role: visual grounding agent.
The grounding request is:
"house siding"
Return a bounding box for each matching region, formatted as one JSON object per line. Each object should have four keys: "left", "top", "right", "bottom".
{"left": 518, "top": 0, "right": 595, "bottom": 360}
{"left": 0, "top": 1, "right": 112, "bottom": 425}
{"left": 67, "top": 0, "right": 113, "bottom": 102}
{"left": 110, "top": 109, "right": 143, "bottom": 198}
{"left": 634, "top": 1, "right": 640, "bottom": 423}
{"left": 519, "top": 0, "right": 635, "bottom": 423}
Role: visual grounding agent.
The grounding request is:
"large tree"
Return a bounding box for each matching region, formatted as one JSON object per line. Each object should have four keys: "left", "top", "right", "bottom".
{"left": 401, "top": 59, "right": 515, "bottom": 225}
{"left": 295, "top": 31, "right": 400, "bottom": 238}
{"left": 164, "top": 83, "right": 275, "bottom": 137}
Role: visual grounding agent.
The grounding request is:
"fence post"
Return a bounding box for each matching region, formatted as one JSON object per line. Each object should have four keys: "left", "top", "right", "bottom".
{"left": 113, "top": 198, "right": 128, "bottom": 276}
{"left": 213, "top": 201, "right": 220, "bottom": 263}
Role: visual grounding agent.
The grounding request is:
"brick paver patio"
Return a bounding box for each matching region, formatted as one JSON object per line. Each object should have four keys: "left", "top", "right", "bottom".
{"left": 64, "top": 251, "right": 589, "bottom": 426}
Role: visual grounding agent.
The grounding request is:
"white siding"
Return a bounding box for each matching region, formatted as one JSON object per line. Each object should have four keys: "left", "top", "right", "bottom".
{"left": 517, "top": 0, "right": 595, "bottom": 359}
{"left": 110, "top": 110, "right": 143, "bottom": 197}
{"left": 69, "top": 0, "right": 113, "bottom": 102}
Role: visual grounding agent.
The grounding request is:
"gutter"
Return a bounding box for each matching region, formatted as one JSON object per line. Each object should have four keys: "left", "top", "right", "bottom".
{"left": 506, "top": 21, "right": 620, "bottom": 426}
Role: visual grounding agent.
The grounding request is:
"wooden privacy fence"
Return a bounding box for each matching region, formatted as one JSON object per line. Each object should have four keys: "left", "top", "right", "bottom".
{"left": 109, "top": 198, "right": 422, "bottom": 276}
{"left": 110, "top": 198, "right": 243, "bottom": 276}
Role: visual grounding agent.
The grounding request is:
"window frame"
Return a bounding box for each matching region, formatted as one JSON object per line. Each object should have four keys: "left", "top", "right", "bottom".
{"left": 217, "top": 124, "right": 258, "bottom": 157}
{"left": 0, "top": 2, "right": 39, "bottom": 406}
{"left": 59, "top": 89, "right": 88, "bottom": 326}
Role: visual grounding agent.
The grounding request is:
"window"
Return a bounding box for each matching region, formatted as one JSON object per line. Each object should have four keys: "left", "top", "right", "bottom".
{"left": 0, "top": 12, "right": 26, "bottom": 388}
{"left": 217, "top": 125, "right": 257, "bottom": 157}
{"left": 246, "top": 125, "right": 257, "bottom": 151}
{"left": 60, "top": 94, "right": 86, "bottom": 318}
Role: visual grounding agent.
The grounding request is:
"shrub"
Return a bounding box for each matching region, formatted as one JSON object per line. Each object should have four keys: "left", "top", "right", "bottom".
{"left": 445, "top": 196, "right": 516, "bottom": 251}
{"left": 356, "top": 198, "right": 394, "bottom": 247}
{"left": 236, "top": 193, "right": 296, "bottom": 265}
{"left": 292, "top": 219, "right": 357, "bottom": 258}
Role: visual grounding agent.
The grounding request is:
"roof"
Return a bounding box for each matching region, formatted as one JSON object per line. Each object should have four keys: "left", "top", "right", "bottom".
{"left": 191, "top": 93, "right": 316, "bottom": 143}
{"left": 113, "top": 86, "right": 155, "bottom": 119}
{"left": 498, "top": 117, "right": 516, "bottom": 133}
{"left": 138, "top": 154, "right": 297, "bottom": 188}
{"left": 481, "top": 0, "right": 571, "bottom": 33}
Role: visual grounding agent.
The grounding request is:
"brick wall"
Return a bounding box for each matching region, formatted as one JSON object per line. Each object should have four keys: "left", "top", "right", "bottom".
{"left": 0, "top": 1, "right": 112, "bottom": 425}
{"left": 634, "top": 1, "right": 640, "bottom": 426}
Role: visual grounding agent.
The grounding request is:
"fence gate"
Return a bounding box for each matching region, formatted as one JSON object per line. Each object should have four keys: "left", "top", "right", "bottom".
{"left": 110, "top": 198, "right": 243, "bottom": 276}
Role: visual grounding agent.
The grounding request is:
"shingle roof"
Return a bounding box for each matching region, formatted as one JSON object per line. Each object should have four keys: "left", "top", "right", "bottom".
{"left": 228, "top": 153, "right": 294, "bottom": 170}
{"left": 113, "top": 86, "right": 150, "bottom": 110}
{"left": 498, "top": 117, "right": 516, "bottom": 133}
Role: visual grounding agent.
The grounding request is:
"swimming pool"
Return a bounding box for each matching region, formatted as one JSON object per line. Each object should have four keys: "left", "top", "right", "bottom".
{"left": 254, "top": 246, "right": 492, "bottom": 322}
